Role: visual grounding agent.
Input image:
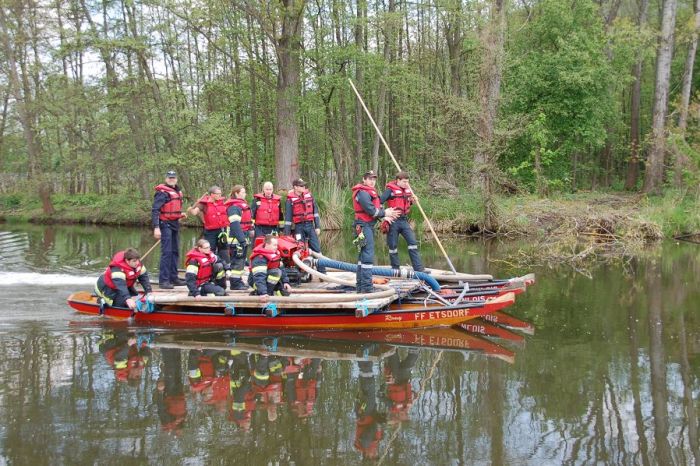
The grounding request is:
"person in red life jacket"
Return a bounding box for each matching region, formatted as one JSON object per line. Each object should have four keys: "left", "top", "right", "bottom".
{"left": 354, "top": 360, "right": 386, "bottom": 459}
{"left": 152, "top": 170, "right": 187, "bottom": 289}
{"left": 225, "top": 185, "right": 252, "bottom": 290}
{"left": 251, "top": 181, "right": 284, "bottom": 238}
{"left": 187, "top": 185, "right": 231, "bottom": 273}
{"left": 248, "top": 235, "right": 292, "bottom": 297}
{"left": 283, "top": 178, "right": 327, "bottom": 275}
{"left": 184, "top": 239, "right": 226, "bottom": 297}
{"left": 352, "top": 171, "right": 400, "bottom": 293}
{"left": 284, "top": 358, "right": 321, "bottom": 419}
{"left": 383, "top": 348, "right": 419, "bottom": 423}
{"left": 99, "top": 330, "right": 151, "bottom": 385}
{"left": 188, "top": 350, "right": 231, "bottom": 411}
{"left": 95, "top": 248, "right": 153, "bottom": 310}
{"left": 154, "top": 348, "right": 187, "bottom": 434}
{"left": 380, "top": 171, "right": 425, "bottom": 272}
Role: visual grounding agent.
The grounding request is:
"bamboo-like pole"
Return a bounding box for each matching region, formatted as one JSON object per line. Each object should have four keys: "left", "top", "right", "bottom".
{"left": 141, "top": 240, "right": 161, "bottom": 261}
{"left": 348, "top": 78, "right": 458, "bottom": 274}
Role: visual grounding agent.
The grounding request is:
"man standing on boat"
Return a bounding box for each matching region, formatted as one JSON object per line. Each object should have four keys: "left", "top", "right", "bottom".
{"left": 184, "top": 239, "right": 227, "bottom": 297}
{"left": 380, "top": 171, "right": 425, "bottom": 272}
{"left": 283, "top": 178, "right": 327, "bottom": 275}
{"left": 251, "top": 181, "right": 284, "bottom": 238}
{"left": 225, "top": 185, "right": 252, "bottom": 290}
{"left": 249, "top": 235, "right": 292, "bottom": 296}
{"left": 188, "top": 186, "right": 231, "bottom": 276}
{"left": 95, "top": 248, "right": 153, "bottom": 310}
{"left": 152, "top": 170, "right": 186, "bottom": 289}
{"left": 352, "top": 171, "right": 399, "bottom": 293}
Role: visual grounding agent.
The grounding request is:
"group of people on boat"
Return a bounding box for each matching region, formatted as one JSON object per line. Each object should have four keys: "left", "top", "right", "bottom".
{"left": 95, "top": 168, "right": 426, "bottom": 310}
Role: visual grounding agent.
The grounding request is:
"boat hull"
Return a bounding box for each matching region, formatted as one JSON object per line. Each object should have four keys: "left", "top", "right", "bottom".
{"left": 67, "top": 291, "right": 515, "bottom": 330}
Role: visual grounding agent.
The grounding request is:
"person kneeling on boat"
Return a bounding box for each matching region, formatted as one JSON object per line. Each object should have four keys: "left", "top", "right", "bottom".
{"left": 185, "top": 239, "right": 227, "bottom": 298}
{"left": 95, "top": 248, "right": 153, "bottom": 310}
{"left": 249, "top": 235, "right": 292, "bottom": 297}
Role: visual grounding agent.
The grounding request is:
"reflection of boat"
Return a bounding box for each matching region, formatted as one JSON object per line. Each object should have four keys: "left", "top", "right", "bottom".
{"left": 478, "top": 311, "right": 535, "bottom": 335}
{"left": 66, "top": 291, "right": 516, "bottom": 330}
{"left": 148, "top": 326, "right": 516, "bottom": 364}
{"left": 459, "top": 319, "right": 526, "bottom": 342}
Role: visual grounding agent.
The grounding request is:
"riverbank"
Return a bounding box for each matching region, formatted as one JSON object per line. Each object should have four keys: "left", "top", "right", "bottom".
{"left": 1, "top": 189, "right": 698, "bottom": 242}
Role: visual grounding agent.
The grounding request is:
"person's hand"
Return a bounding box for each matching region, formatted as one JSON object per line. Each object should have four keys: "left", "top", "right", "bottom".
{"left": 259, "top": 294, "right": 269, "bottom": 303}
{"left": 384, "top": 207, "right": 400, "bottom": 220}
{"left": 248, "top": 229, "right": 255, "bottom": 238}
{"left": 315, "top": 228, "right": 321, "bottom": 236}
{"left": 153, "top": 227, "right": 161, "bottom": 239}
{"left": 126, "top": 298, "right": 137, "bottom": 310}
{"left": 128, "top": 337, "right": 137, "bottom": 346}
{"left": 283, "top": 283, "right": 292, "bottom": 292}
{"left": 180, "top": 212, "right": 188, "bottom": 220}
{"left": 194, "top": 295, "right": 202, "bottom": 300}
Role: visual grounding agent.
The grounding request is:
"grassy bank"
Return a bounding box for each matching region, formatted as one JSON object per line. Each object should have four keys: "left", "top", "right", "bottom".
{"left": 1, "top": 189, "right": 699, "bottom": 242}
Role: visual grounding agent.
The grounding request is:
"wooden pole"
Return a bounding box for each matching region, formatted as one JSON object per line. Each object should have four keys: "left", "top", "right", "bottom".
{"left": 141, "top": 240, "right": 161, "bottom": 261}
{"left": 348, "top": 78, "right": 458, "bottom": 274}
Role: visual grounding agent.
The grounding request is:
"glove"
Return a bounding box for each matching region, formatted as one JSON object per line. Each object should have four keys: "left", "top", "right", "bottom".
{"left": 234, "top": 243, "right": 244, "bottom": 258}
{"left": 380, "top": 220, "right": 390, "bottom": 235}
{"left": 217, "top": 231, "right": 229, "bottom": 248}
{"left": 353, "top": 226, "right": 367, "bottom": 251}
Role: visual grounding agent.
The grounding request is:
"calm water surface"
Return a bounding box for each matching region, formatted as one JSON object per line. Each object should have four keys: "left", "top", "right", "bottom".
{"left": 0, "top": 223, "right": 698, "bottom": 465}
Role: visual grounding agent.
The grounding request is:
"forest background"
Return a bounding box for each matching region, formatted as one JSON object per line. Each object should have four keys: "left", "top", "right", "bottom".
{"left": 1, "top": 0, "right": 700, "bottom": 240}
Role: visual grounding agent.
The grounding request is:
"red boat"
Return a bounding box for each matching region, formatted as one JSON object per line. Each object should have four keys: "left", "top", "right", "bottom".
{"left": 67, "top": 291, "right": 516, "bottom": 330}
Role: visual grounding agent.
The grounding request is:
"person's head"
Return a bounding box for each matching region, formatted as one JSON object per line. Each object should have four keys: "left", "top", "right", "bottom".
{"left": 395, "top": 171, "right": 409, "bottom": 189}
{"left": 230, "top": 185, "right": 246, "bottom": 200}
{"left": 262, "top": 181, "right": 274, "bottom": 197}
{"left": 165, "top": 170, "right": 177, "bottom": 186}
{"left": 196, "top": 238, "right": 211, "bottom": 253}
{"left": 292, "top": 178, "right": 306, "bottom": 195}
{"left": 209, "top": 186, "right": 223, "bottom": 200}
{"left": 263, "top": 234, "right": 279, "bottom": 251}
{"left": 363, "top": 170, "right": 378, "bottom": 188}
{"left": 123, "top": 248, "right": 141, "bottom": 267}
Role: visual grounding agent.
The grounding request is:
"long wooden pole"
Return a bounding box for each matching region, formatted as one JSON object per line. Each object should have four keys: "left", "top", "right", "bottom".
{"left": 141, "top": 240, "right": 161, "bottom": 261}
{"left": 348, "top": 78, "right": 458, "bottom": 274}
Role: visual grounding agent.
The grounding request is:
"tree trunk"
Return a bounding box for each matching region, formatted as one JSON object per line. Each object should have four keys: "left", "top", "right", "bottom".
{"left": 643, "top": 0, "right": 677, "bottom": 194}
{"left": 274, "top": 0, "right": 304, "bottom": 189}
{"left": 473, "top": 0, "right": 506, "bottom": 231}
{"left": 353, "top": 0, "right": 366, "bottom": 175}
{"left": 370, "top": 0, "right": 395, "bottom": 174}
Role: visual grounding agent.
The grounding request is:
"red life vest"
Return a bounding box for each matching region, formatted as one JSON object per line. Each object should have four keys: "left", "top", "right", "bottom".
{"left": 198, "top": 194, "right": 229, "bottom": 230}
{"left": 185, "top": 248, "right": 217, "bottom": 286}
{"left": 154, "top": 184, "right": 184, "bottom": 221}
{"left": 352, "top": 184, "right": 381, "bottom": 223}
{"left": 225, "top": 198, "right": 253, "bottom": 231}
{"left": 249, "top": 244, "right": 281, "bottom": 271}
{"left": 253, "top": 193, "right": 282, "bottom": 226}
{"left": 385, "top": 181, "right": 413, "bottom": 215}
{"left": 287, "top": 190, "right": 316, "bottom": 224}
{"left": 103, "top": 251, "right": 143, "bottom": 289}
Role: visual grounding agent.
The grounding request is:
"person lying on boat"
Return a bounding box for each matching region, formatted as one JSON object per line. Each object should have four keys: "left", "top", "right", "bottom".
{"left": 185, "top": 239, "right": 227, "bottom": 298}
{"left": 249, "top": 234, "right": 292, "bottom": 297}
{"left": 95, "top": 247, "right": 153, "bottom": 311}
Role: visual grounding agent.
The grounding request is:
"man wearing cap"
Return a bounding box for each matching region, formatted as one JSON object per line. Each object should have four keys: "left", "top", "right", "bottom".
{"left": 380, "top": 171, "right": 425, "bottom": 272}
{"left": 251, "top": 181, "right": 284, "bottom": 238}
{"left": 284, "top": 178, "right": 326, "bottom": 275}
{"left": 351, "top": 171, "right": 399, "bottom": 293}
{"left": 152, "top": 170, "right": 187, "bottom": 289}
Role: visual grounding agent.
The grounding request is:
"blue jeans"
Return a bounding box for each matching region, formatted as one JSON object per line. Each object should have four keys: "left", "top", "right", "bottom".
{"left": 355, "top": 221, "right": 376, "bottom": 293}
{"left": 158, "top": 221, "right": 180, "bottom": 284}
{"left": 254, "top": 225, "right": 278, "bottom": 238}
{"left": 294, "top": 221, "right": 326, "bottom": 274}
{"left": 386, "top": 217, "right": 424, "bottom": 271}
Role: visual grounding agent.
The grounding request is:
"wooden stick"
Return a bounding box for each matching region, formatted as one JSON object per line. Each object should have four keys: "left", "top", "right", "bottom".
{"left": 348, "top": 78, "right": 458, "bottom": 274}
{"left": 141, "top": 240, "right": 161, "bottom": 261}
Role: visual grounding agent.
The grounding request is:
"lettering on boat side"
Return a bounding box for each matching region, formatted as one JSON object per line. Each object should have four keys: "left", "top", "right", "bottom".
{"left": 463, "top": 324, "right": 486, "bottom": 334}
{"left": 410, "top": 335, "right": 473, "bottom": 349}
{"left": 482, "top": 314, "right": 499, "bottom": 323}
{"left": 415, "top": 309, "right": 470, "bottom": 320}
{"left": 385, "top": 315, "right": 403, "bottom": 322}
{"left": 383, "top": 333, "right": 404, "bottom": 342}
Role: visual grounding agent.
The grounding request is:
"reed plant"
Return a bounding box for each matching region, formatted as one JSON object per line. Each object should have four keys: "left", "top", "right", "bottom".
{"left": 312, "top": 177, "right": 352, "bottom": 230}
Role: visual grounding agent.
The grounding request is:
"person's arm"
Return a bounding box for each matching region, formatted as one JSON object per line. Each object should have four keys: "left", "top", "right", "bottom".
{"left": 152, "top": 192, "right": 169, "bottom": 238}
{"left": 356, "top": 191, "right": 385, "bottom": 219}
{"left": 313, "top": 199, "right": 321, "bottom": 230}
{"left": 250, "top": 256, "right": 269, "bottom": 295}
{"left": 185, "top": 259, "right": 200, "bottom": 296}
{"left": 277, "top": 201, "right": 285, "bottom": 229}
{"left": 379, "top": 187, "right": 392, "bottom": 204}
{"left": 136, "top": 265, "right": 153, "bottom": 293}
{"left": 284, "top": 199, "right": 293, "bottom": 235}
{"left": 227, "top": 205, "right": 246, "bottom": 245}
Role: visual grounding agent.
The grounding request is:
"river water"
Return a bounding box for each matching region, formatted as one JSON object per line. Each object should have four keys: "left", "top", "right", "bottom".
{"left": 0, "top": 223, "right": 697, "bottom": 465}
